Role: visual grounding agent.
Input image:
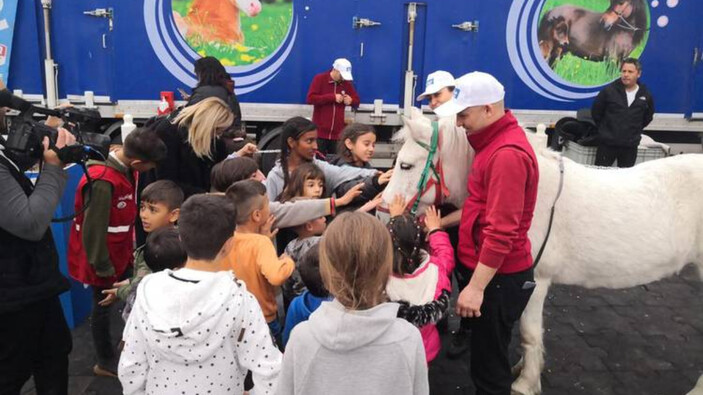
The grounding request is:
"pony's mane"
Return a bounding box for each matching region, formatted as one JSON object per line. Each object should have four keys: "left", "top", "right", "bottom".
{"left": 631, "top": 0, "right": 648, "bottom": 43}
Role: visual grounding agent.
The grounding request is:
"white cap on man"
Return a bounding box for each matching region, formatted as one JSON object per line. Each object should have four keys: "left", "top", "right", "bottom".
{"left": 332, "top": 58, "right": 353, "bottom": 81}
{"left": 434, "top": 72, "right": 505, "bottom": 117}
{"left": 416, "top": 70, "right": 455, "bottom": 101}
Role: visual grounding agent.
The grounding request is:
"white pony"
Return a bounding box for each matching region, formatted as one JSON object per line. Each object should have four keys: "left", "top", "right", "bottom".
{"left": 380, "top": 108, "right": 703, "bottom": 395}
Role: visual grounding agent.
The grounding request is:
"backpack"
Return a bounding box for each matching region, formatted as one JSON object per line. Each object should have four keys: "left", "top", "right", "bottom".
{"left": 553, "top": 115, "right": 599, "bottom": 149}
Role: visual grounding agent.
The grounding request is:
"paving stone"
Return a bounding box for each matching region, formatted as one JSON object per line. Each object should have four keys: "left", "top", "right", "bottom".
{"left": 547, "top": 286, "right": 610, "bottom": 307}
{"left": 582, "top": 333, "right": 676, "bottom": 373}
{"left": 614, "top": 371, "right": 696, "bottom": 395}
{"left": 680, "top": 370, "right": 703, "bottom": 388}
{"left": 612, "top": 305, "right": 701, "bottom": 340}
{"left": 678, "top": 264, "right": 702, "bottom": 284}
{"left": 543, "top": 335, "right": 608, "bottom": 373}
{"left": 543, "top": 371, "right": 621, "bottom": 395}
{"left": 551, "top": 305, "right": 640, "bottom": 335}
{"left": 671, "top": 305, "right": 703, "bottom": 334}
{"left": 543, "top": 314, "right": 579, "bottom": 337}
{"left": 642, "top": 279, "right": 699, "bottom": 297}
{"left": 599, "top": 286, "right": 660, "bottom": 307}
{"left": 643, "top": 335, "right": 703, "bottom": 371}
{"left": 84, "top": 377, "right": 123, "bottom": 395}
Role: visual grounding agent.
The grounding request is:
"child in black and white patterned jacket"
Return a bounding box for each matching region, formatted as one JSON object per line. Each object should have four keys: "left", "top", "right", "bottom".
{"left": 119, "top": 194, "right": 281, "bottom": 395}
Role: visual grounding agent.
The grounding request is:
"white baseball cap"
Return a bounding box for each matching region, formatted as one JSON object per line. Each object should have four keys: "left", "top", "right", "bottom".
{"left": 332, "top": 58, "right": 353, "bottom": 81}
{"left": 434, "top": 72, "right": 505, "bottom": 117}
{"left": 416, "top": 70, "right": 455, "bottom": 101}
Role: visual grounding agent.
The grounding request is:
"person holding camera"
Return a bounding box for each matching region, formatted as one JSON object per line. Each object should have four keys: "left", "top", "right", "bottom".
{"left": 0, "top": 125, "right": 76, "bottom": 394}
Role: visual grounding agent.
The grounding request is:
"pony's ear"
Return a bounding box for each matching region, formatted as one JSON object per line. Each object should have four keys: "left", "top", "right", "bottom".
{"left": 409, "top": 106, "right": 423, "bottom": 120}
{"left": 400, "top": 107, "right": 424, "bottom": 126}
{"left": 402, "top": 109, "right": 432, "bottom": 144}
{"left": 398, "top": 108, "right": 427, "bottom": 143}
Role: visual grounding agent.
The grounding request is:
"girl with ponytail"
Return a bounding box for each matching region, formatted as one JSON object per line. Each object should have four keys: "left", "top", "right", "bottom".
{"left": 264, "top": 117, "right": 377, "bottom": 203}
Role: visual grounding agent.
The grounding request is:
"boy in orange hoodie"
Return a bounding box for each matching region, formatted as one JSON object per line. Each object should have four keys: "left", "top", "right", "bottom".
{"left": 225, "top": 180, "right": 294, "bottom": 342}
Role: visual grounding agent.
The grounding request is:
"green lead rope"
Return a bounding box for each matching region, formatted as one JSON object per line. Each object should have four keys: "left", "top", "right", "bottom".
{"left": 411, "top": 121, "right": 440, "bottom": 216}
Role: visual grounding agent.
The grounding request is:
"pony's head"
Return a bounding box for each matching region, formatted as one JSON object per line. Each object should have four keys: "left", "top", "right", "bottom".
{"left": 601, "top": 0, "right": 637, "bottom": 30}
{"left": 234, "top": 0, "right": 262, "bottom": 17}
{"left": 538, "top": 15, "right": 570, "bottom": 66}
{"left": 378, "top": 108, "right": 472, "bottom": 223}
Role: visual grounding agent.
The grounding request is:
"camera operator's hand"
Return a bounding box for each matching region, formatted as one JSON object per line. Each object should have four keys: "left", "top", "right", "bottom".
{"left": 44, "top": 103, "right": 72, "bottom": 129}
{"left": 43, "top": 128, "right": 76, "bottom": 167}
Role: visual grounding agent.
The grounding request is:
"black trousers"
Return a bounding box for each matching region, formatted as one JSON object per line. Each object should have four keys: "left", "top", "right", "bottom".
{"left": 316, "top": 138, "right": 337, "bottom": 156}
{"left": 0, "top": 297, "right": 72, "bottom": 395}
{"left": 456, "top": 264, "right": 535, "bottom": 395}
{"left": 595, "top": 144, "right": 638, "bottom": 168}
{"left": 91, "top": 287, "right": 117, "bottom": 370}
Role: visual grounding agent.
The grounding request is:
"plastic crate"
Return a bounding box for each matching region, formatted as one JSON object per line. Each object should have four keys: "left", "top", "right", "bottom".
{"left": 562, "top": 141, "right": 667, "bottom": 166}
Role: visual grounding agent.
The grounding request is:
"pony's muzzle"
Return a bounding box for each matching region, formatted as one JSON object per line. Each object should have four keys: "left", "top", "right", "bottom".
{"left": 600, "top": 12, "right": 618, "bottom": 30}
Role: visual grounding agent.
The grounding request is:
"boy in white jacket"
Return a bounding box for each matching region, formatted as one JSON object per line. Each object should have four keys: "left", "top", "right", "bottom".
{"left": 119, "top": 194, "right": 282, "bottom": 394}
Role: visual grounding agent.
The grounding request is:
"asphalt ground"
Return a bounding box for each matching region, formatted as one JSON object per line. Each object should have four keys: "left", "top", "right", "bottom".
{"left": 21, "top": 264, "right": 703, "bottom": 395}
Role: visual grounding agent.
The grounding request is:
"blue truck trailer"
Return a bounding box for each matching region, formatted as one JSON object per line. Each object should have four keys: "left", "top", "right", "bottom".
{"left": 5, "top": 0, "right": 703, "bottom": 152}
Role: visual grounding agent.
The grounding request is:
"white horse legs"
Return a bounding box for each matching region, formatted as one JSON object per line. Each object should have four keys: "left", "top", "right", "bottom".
{"left": 512, "top": 278, "right": 551, "bottom": 395}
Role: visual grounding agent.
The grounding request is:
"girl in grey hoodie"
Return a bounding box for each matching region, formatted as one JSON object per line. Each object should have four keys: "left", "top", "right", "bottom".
{"left": 264, "top": 117, "right": 376, "bottom": 202}
{"left": 277, "top": 212, "right": 429, "bottom": 395}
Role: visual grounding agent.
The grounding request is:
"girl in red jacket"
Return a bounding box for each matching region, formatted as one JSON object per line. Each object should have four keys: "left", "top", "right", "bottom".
{"left": 386, "top": 195, "right": 455, "bottom": 363}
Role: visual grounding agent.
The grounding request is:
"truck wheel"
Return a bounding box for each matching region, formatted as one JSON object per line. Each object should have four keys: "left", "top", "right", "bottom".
{"left": 103, "top": 119, "right": 126, "bottom": 145}
{"left": 258, "top": 126, "right": 282, "bottom": 176}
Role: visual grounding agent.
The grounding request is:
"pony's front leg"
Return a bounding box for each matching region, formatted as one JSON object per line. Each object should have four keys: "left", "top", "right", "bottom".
{"left": 512, "top": 278, "right": 551, "bottom": 395}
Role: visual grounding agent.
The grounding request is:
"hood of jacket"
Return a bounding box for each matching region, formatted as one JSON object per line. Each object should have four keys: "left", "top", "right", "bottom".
{"left": 307, "top": 300, "right": 402, "bottom": 352}
{"left": 134, "top": 269, "right": 247, "bottom": 364}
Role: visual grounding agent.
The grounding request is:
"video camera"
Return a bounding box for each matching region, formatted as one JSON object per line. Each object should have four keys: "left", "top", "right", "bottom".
{"left": 0, "top": 89, "right": 110, "bottom": 164}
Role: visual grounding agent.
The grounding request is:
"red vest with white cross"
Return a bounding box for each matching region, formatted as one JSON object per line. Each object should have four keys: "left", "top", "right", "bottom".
{"left": 68, "top": 164, "right": 137, "bottom": 287}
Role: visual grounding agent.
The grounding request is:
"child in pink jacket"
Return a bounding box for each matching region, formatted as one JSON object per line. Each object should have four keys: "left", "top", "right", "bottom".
{"left": 386, "top": 199, "right": 455, "bottom": 363}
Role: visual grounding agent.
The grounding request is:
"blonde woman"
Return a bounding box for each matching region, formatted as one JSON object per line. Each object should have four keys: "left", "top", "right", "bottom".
{"left": 151, "top": 97, "right": 234, "bottom": 197}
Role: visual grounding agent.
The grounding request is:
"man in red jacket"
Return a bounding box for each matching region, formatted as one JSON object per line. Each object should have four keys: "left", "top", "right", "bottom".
{"left": 306, "top": 58, "right": 360, "bottom": 154}
{"left": 435, "top": 72, "right": 539, "bottom": 395}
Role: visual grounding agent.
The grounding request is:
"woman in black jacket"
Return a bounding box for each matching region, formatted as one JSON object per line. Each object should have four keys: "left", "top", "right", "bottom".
{"left": 152, "top": 97, "right": 234, "bottom": 198}
{"left": 187, "top": 57, "right": 242, "bottom": 138}
{"left": 329, "top": 123, "right": 392, "bottom": 213}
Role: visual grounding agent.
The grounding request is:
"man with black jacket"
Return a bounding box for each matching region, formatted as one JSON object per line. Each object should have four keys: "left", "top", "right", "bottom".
{"left": 591, "top": 58, "right": 655, "bottom": 168}
{"left": 0, "top": 125, "right": 76, "bottom": 394}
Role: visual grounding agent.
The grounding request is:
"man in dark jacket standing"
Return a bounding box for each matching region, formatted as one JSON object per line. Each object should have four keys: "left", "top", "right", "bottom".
{"left": 306, "top": 58, "right": 360, "bottom": 154}
{"left": 591, "top": 58, "right": 654, "bottom": 168}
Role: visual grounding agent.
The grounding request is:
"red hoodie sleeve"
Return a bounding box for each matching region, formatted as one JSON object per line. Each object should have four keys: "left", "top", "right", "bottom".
{"left": 479, "top": 148, "right": 532, "bottom": 269}
{"left": 344, "top": 81, "right": 360, "bottom": 108}
{"left": 428, "top": 231, "right": 455, "bottom": 277}
{"left": 306, "top": 74, "right": 336, "bottom": 105}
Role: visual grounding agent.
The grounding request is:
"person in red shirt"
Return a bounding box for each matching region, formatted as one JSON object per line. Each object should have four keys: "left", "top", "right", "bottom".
{"left": 435, "top": 72, "right": 539, "bottom": 394}
{"left": 306, "top": 58, "right": 360, "bottom": 155}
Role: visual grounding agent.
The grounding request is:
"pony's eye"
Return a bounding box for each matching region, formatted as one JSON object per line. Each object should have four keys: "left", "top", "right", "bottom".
{"left": 400, "top": 163, "right": 413, "bottom": 170}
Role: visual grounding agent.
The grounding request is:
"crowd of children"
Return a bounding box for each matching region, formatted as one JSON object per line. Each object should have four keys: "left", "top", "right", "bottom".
{"left": 64, "top": 115, "right": 457, "bottom": 394}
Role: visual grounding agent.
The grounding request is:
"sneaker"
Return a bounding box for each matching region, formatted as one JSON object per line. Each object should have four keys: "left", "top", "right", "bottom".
{"left": 93, "top": 364, "right": 118, "bottom": 378}
{"left": 446, "top": 330, "right": 470, "bottom": 359}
